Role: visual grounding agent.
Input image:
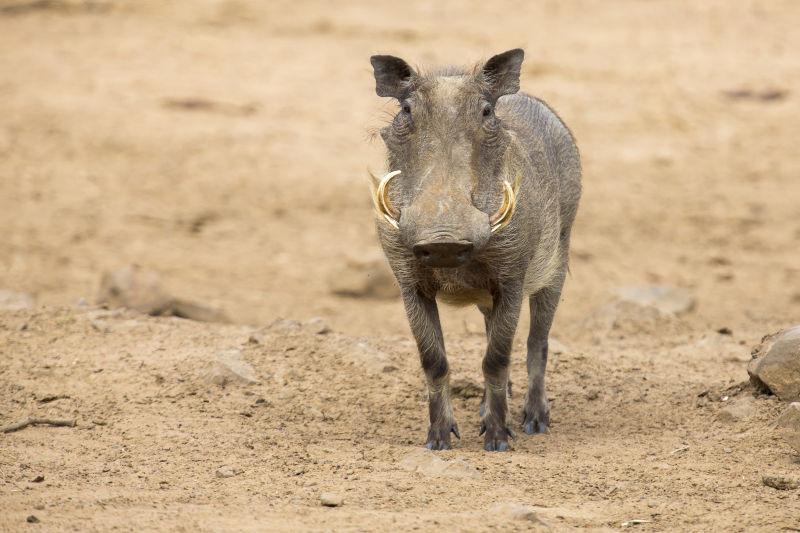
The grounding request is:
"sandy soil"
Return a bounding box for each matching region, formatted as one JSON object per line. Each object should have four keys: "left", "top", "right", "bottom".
{"left": 1, "top": 0, "right": 799, "bottom": 531}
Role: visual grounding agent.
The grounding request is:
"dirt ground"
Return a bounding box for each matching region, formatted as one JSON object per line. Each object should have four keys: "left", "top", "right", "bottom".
{"left": 1, "top": 0, "right": 799, "bottom": 531}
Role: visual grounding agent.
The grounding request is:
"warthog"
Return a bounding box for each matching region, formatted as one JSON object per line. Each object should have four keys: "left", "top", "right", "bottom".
{"left": 369, "top": 49, "right": 581, "bottom": 451}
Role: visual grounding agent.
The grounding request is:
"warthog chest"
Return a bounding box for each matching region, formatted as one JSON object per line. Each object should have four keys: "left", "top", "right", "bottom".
{"left": 433, "top": 269, "right": 493, "bottom": 308}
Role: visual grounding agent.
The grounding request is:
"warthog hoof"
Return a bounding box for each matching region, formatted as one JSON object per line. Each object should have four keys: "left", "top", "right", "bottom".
{"left": 522, "top": 403, "right": 550, "bottom": 435}
{"left": 425, "top": 422, "right": 460, "bottom": 450}
{"left": 480, "top": 421, "right": 515, "bottom": 452}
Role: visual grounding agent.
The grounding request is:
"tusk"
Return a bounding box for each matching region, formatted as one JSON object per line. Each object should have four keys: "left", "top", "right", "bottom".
{"left": 375, "top": 170, "right": 401, "bottom": 229}
{"left": 489, "top": 179, "right": 518, "bottom": 233}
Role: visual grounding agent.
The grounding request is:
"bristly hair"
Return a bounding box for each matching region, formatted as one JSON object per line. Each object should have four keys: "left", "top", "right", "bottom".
{"left": 419, "top": 61, "right": 487, "bottom": 78}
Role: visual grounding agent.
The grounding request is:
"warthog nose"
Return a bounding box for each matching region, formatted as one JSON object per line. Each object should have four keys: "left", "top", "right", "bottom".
{"left": 412, "top": 240, "right": 474, "bottom": 268}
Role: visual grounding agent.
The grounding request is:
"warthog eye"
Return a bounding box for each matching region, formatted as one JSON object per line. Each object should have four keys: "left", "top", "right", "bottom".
{"left": 401, "top": 102, "right": 411, "bottom": 114}
{"left": 482, "top": 104, "right": 493, "bottom": 117}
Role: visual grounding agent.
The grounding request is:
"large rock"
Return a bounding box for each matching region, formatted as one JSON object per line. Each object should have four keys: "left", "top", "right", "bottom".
{"left": 775, "top": 402, "right": 800, "bottom": 454}
{"left": 748, "top": 326, "right": 800, "bottom": 401}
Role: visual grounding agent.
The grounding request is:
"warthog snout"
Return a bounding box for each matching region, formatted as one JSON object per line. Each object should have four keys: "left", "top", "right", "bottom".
{"left": 412, "top": 239, "right": 474, "bottom": 268}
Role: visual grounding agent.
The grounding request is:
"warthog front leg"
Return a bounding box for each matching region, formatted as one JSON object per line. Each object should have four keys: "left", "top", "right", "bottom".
{"left": 401, "top": 288, "right": 459, "bottom": 450}
{"left": 522, "top": 280, "right": 564, "bottom": 434}
{"left": 480, "top": 282, "right": 523, "bottom": 451}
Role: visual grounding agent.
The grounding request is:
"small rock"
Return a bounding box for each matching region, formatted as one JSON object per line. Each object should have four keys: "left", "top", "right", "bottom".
{"left": 717, "top": 396, "right": 757, "bottom": 423}
{"left": 613, "top": 285, "right": 695, "bottom": 315}
{"left": 762, "top": 475, "right": 799, "bottom": 491}
{"left": 748, "top": 326, "right": 800, "bottom": 401}
{"left": 579, "top": 300, "right": 687, "bottom": 340}
{"left": 0, "top": 290, "right": 35, "bottom": 311}
{"left": 775, "top": 402, "right": 800, "bottom": 454}
{"left": 548, "top": 338, "right": 569, "bottom": 355}
{"left": 26, "top": 515, "right": 39, "bottom": 523}
{"left": 304, "top": 317, "right": 331, "bottom": 335}
{"left": 97, "top": 265, "right": 228, "bottom": 322}
{"left": 349, "top": 341, "right": 395, "bottom": 375}
{"left": 320, "top": 492, "right": 343, "bottom": 507}
{"left": 399, "top": 450, "right": 479, "bottom": 479}
{"left": 488, "top": 502, "right": 546, "bottom": 524}
{"left": 328, "top": 254, "right": 399, "bottom": 300}
{"left": 97, "top": 264, "right": 171, "bottom": 315}
{"left": 208, "top": 349, "right": 258, "bottom": 386}
{"left": 265, "top": 319, "right": 301, "bottom": 333}
{"left": 30, "top": 475, "right": 44, "bottom": 483}
{"left": 450, "top": 377, "right": 483, "bottom": 399}
{"left": 247, "top": 331, "right": 265, "bottom": 345}
{"left": 307, "top": 407, "right": 325, "bottom": 421}
{"left": 215, "top": 465, "right": 242, "bottom": 478}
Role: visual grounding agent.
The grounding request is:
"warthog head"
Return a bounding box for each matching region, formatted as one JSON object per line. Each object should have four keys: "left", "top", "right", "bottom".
{"left": 370, "top": 49, "right": 525, "bottom": 268}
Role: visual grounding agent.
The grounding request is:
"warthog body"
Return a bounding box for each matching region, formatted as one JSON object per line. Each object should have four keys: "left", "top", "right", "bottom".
{"left": 370, "top": 49, "right": 581, "bottom": 451}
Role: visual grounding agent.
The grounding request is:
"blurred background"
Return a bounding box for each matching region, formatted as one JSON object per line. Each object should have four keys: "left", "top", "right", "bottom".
{"left": 1, "top": 0, "right": 798, "bottom": 338}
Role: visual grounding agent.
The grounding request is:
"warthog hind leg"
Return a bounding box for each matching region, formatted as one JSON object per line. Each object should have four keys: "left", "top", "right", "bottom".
{"left": 522, "top": 281, "right": 563, "bottom": 434}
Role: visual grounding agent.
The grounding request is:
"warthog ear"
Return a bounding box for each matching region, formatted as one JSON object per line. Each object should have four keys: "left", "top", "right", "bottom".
{"left": 482, "top": 49, "right": 525, "bottom": 101}
{"left": 370, "top": 55, "right": 415, "bottom": 100}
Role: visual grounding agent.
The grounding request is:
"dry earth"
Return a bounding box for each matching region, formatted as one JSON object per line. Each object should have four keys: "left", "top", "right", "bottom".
{"left": 1, "top": 1, "right": 800, "bottom": 531}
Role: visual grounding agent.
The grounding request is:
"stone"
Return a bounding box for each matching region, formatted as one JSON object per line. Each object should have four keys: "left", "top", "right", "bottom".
{"left": 762, "top": 475, "right": 799, "bottom": 491}
{"left": 748, "top": 326, "right": 800, "bottom": 401}
{"left": 208, "top": 349, "right": 258, "bottom": 386}
{"left": 488, "top": 502, "right": 546, "bottom": 524}
{"left": 775, "top": 402, "right": 800, "bottom": 454}
{"left": 265, "top": 318, "right": 331, "bottom": 335}
{"left": 613, "top": 285, "right": 695, "bottom": 315}
{"left": 320, "top": 492, "right": 343, "bottom": 507}
{"left": 97, "top": 264, "right": 171, "bottom": 315}
{"left": 716, "top": 396, "right": 757, "bottom": 423}
{"left": 348, "top": 341, "right": 395, "bottom": 375}
{"left": 215, "top": 465, "right": 242, "bottom": 478}
{"left": 97, "top": 264, "right": 228, "bottom": 322}
{"left": 304, "top": 317, "right": 331, "bottom": 335}
{"left": 0, "top": 290, "right": 34, "bottom": 311}
{"left": 399, "top": 450, "right": 479, "bottom": 479}
{"left": 327, "top": 253, "right": 399, "bottom": 300}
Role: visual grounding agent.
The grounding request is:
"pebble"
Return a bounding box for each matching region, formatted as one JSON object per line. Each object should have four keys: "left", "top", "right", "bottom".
{"left": 716, "top": 396, "right": 757, "bottom": 423}
{"left": 207, "top": 349, "right": 259, "bottom": 386}
{"left": 0, "top": 290, "right": 35, "bottom": 311}
{"left": 215, "top": 465, "right": 242, "bottom": 478}
{"left": 613, "top": 285, "right": 695, "bottom": 315}
{"left": 488, "top": 502, "right": 544, "bottom": 523}
{"left": 320, "top": 492, "right": 343, "bottom": 507}
{"left": 762, "top": 475, "right": 799, "bottom": 491}
{"left": 327, "top": 254, "right": 399, "bottom": 300}
{"left": 775, "top": 402, "right": 800, "bottom": 454}
{"left": 399, "top": 450, "right": 480, "bottom": 479}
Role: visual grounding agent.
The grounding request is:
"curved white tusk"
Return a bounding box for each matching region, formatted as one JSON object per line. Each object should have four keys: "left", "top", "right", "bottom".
{"left": 375, "top": 170, "right": 401, "bottom": 229}
{"left": 489, "top": 180, "right": 517, "bottom": 233}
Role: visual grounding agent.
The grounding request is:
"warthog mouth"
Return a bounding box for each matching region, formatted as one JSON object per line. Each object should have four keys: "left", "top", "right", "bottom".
{"left": 370, "top": 170, "right": 519, "bottom": 234}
